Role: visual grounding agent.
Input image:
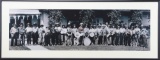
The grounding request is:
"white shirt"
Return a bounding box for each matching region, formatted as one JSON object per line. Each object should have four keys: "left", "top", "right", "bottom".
{"left": 61, "top": 28, "right": 67, "bottom": 34}
{"left": 10, "top": 27, "right": 18, "bottom": 34}
{"left": 72, "top": 28, "right": 77, "bottom": 34}
{"left": 134, "top": 28, "right": 140, "bottom": 34}
{"left": 38, "top": 27, "right": 45, "bottom": 34}
{"left": 25, "top": 27, "right": 32, "bottom": 33}
{"left": 45, "top": 28, "right": 50, "bottom": 33}
{"left": 97, "top": 28, "right": 102, "bottom": 36}
{"left": 141, "top": 28, "right": 148, "bottom": 35}
{"left": 115, "top": 29, "right": 120, "bottom": 33}
{"left": 110, "top": 28, "right": 116, "bottom": 35}
{"left": 120, "top": 28, "right": 125, "bottom": 33}
{"left": 84, "top": 28, "right": 89, "bottom": 33}
{"left": 32, "top": 27, "right": 38, "bottom": 33}
{"left": 55, "top": 27, "right": 62, "bottom": 32}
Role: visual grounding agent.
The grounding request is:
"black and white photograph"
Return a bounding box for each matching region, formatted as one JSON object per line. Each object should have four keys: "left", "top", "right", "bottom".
{"left": 9, "top": 9, "right": 150, "bottom": 51}
{"left": 2, "top": 2, "right": 158, "bottom": 58}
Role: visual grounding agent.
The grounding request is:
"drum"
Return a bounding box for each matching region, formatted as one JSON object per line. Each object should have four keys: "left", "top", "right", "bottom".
{"left": 74, "top": 32, "right": 80, "bottom": 38}
{"left": 89, "top": 33, "right": 94, "bottom": 37}
{"left": 83, "top": 37, "right": 91, "bottom": 46}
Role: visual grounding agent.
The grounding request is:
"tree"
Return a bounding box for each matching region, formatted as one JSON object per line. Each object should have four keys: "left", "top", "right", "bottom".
{"left": 107, "top": 10, "right": 121, "bottom": 25}
{"left": 39, "top": 9, "right": 63, "bottom": 26}
{"left": 129, "top": 10, "right": 143, "bottom": 27}
{"left": 79, "top": 10, "right": 95, "bottom": 25}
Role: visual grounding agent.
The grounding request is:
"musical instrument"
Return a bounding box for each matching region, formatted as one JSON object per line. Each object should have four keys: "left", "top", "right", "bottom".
{"left": 74, "top": 32, "right": 83, "bottom": 45}
{"left": 74, "top": 38, "right": 79, "bottom": 46}
{"left": 89, "top": 33, "right": 94, "bottom": 37}
{"left": 83, "top": 37, "right": 91, "bottom": 46}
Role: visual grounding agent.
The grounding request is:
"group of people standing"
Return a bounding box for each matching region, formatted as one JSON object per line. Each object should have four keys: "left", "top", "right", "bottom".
{"left": 10, "top": 22, "right": 149, "bottom": 48}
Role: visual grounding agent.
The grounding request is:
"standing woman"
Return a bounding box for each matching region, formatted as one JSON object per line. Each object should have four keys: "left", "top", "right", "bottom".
{"left": 25, "top": 23, "right": 32, "bottom": 45}
{"left": 18, "top": 23, "right": 25, "bottom": 46}
{"left": 10, "top": 24, "right": 18, "bottom": 46}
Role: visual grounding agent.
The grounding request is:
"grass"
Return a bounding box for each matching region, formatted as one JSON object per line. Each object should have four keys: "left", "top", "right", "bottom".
{"left": 44, "top": 45, "right": 149, "bottom": 51}
{"left": 9, "top": 46, "right": 30, "bottom": 50}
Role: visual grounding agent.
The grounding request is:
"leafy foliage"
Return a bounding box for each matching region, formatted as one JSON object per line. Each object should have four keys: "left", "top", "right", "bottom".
{"left": 107, "top": 10, "right": 121, "bottom": 25}
{"left": 79, "top": 10, "right": 95, "bottom": 24}
{"left": 39, "top": 9, "right": 63, "bottom": 25}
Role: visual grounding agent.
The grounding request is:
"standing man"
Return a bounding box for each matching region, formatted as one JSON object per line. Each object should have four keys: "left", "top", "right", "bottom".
{"left": 111, "top": 25, "right": 116, "bottom": 45}
{"left": 25, "top": 23, "right": 32, "bottom": 45}
{"left": 38, "top": 25, "right": 45, "bottom": 45}
{"left": 61, "top": 25, "right": 67, "bottom": 45}
{"left": 140, "top": 26, "right": 149, "bottom": 48}
{"left": 10, "top": 24, "right": 18, "bottom": 46}
{"left": 50, "top": 24, "right": 56, "bottom": 46}
{"left": 44, "top": 27, "right": 51, "bottom": 46}
{"left": 18, "top": 23, "right": 25, "bottom": 46}
{"left": 119, "top": 25, "right": 126, "bottom": 45}
{"left": 124, "top": 27, "right": 131, "bottom": 46}
{"left": 102, "top": 24, "right": 107, "bottom": 45}
{"left": 66, "top": 25, "right": 72, "bottom": 46}
{"left": 78, "top": 23, "right": 84, "bottom": 45}
{"left": 72, "top": 24, "right": 77, "bottom": 45}
{"left": 134, "top": 25, "right": 141, "bottom": 47}
{"left": 115, "top": 25, "right": 120, "bottom": 46}
{"left": 97, "top": 25, "right": 103, "bottom": 45}
{"left": 32, "top": 24, "right": 39, "bottom": 45}
{"left": 55, "top": 23, "right": 62, "bottom": 45}
{"left": 89, "top": 25, "right": 95, "bottom": 45}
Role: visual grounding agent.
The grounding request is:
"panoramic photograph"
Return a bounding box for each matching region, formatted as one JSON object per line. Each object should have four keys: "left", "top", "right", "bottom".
{"left": 9, "top": 9, "right": 150, "bottom": 50}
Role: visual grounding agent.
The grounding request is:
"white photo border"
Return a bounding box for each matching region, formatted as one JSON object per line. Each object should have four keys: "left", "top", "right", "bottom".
{"left": 1, "top": 2, "right": 158, "bottom": 58}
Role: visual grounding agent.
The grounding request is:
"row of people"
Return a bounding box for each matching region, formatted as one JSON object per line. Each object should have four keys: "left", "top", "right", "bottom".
{"left": 10, "top": 22, "right": 149, "bottom": 48}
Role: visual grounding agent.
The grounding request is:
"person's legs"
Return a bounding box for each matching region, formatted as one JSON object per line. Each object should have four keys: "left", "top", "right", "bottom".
{"left": 15, "top": 33, "right": 18, "bottom": 46}
{"left": 32, "top": 33, "right": 35, "bottom": 44}
{"left": 55, "top": 32, "right": 58, "bottom": 45}
{"left": 11, "top": 34, "right": 14, "bottom": 46}
{"left": 36, "top": 32, "right": 39, "bottom": 44}
{"left": 51, "top": 33, "right": 55, "bottom": 45}
{"left": 21, "top": 34, "right": 25, "bottom": 45}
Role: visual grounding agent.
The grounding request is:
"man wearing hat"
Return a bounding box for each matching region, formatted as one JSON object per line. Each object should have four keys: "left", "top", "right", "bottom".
{"left": 10, "top": 24, "right": 18, "bottom": 46}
